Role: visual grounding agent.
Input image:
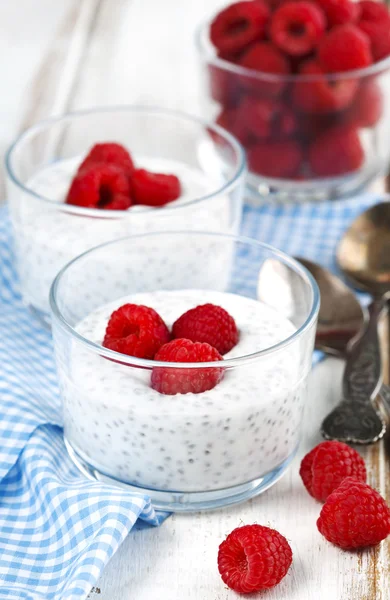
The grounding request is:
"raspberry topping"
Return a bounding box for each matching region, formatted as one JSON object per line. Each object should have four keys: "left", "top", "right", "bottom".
{"left": 248, "top": 140, "right": 302, "bottom": 178}
{"left": 317, "top": 478, "right": 390, "bottom": 549}
{"left": 316, "top": 0, "right": 359, "bottom": 26}
{"left": 132, "top": 169, "right": 181, "bottom": 207}
{"left": 151, "top": 339, "right": 224, "bottom": 395}
{"left": 270, "top": 1, "right": 326, "bottom": 56}
{"left": 172, "top": 303, "right": 239, "bottom": 355}
{"left": 318, "top": 24, "right": 372, "bottom": 72}
{"left": 217, "top": 524, "right": 293, "bottom": 593}
{"left": 65, "top": 164, "right": 132, "bottom": 210}
{"left": 309, "top": 125, "right": 364, "bottom": 176}
{"left": 103, "top": 304, "right": 170, "bottom": 359}
{"left": 300, "top": 441, "right": 366, "bottom": 502}
{"left": 78, "top": 142, "right": 135, "bottom": 175}
{"left": 293, "top": 60, "right": 358, "bottom": 113}
{"left": 210, "top": 1, "right": 270, "bottom": 56}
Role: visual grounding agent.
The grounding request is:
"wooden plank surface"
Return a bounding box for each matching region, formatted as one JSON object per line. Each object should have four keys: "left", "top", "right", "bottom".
{"left": 1, "top": 1, "right": 389, "bottom": 598}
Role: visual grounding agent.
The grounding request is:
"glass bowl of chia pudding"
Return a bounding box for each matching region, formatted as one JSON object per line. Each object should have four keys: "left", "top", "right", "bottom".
{"left": 50, "top": 230, "right": 319, "bottom": 512}
{"left": 5, "top": 106, "right": 246, "bottom": 327}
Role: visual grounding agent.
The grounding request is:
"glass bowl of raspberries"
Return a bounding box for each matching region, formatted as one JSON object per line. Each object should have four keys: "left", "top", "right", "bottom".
{"left": 5, "top": 106, "right": 246, "bottom": 326}
{"left": 50, "top": 230, "right": 319, "bottom": 511}
{"left": 196, "top": 0, "right": 390, "bottom": 202}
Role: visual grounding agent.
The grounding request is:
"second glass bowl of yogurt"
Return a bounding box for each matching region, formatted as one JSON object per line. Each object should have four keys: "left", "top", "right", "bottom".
{"left": 5, "top": 107, "right": 246, "bottom": 325}
{"left": 50, "top": 231, "right": 319, "bottom": 511}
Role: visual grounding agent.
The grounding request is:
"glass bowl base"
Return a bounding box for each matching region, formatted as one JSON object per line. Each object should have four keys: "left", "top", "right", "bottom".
{"left": 64, "top": 437, "right": 298, "bottom": 512}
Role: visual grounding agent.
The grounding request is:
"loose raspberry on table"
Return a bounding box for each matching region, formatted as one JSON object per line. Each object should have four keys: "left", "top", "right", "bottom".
{"left": 217, "top": 524, "right": 292, "bottom": 593}
{"left": 293, "top": 60, "right": 358, "bottom": 114}
{"left": 172, "top": 304, "right": 239, "bottom": 355}
{"left": 359, "top": 20, "right": 390, "bottom": 61}
{"left": 151, "top": 339, "right": 224, "bottom": 395}
{"left": 308, "top": 125, "right": 364, "bottom": 176}
{"left": 78, "top": 142, "right": 135, "bottom": 175}
{"left": 65, "top": 163, "right": 132, "bottom": 210}
{"left": 316, "top": 0, "right": 360, "bottom": 27}
{"left": 103, "top": 304, "right": 170, "bottom": 359}
{"left": 247, "top": 140, "right": 302, "bottom": 178}
{"left": 300, "top": 441, "right": 366, "bottom": 502}
{"left": 318, "top": 24, "right": 372, "bottom": 72}
{"left": 270, "top": 1, "right": 326, "bottom": 57}
{"left": 210, "top": 1, "right": 270, "bottom": 56}
{"left": 132, "top": 169, "right": 181, "bottom": 207}
{"left": 317, "top": 477, "right": 390, "bottom": 549}
{"left": 346, "top": 79, "right": 383, "bottom": 127}
{"left": 238, "top": 42, "right": 290, "bottom": 97}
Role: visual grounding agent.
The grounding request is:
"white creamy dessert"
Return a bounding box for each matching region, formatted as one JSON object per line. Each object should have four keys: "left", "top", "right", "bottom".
{"left": 11, "top": 157, "right": 234, "bottom": 316}
{"left": 62, "top": 289, "right": 307, "bottom": 493}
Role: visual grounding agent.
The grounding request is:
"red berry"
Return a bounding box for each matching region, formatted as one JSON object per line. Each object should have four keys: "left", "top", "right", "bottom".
{"left": 65, "top": 164, "right": 132, "bottom": 210}
{"left": 317, "top": 478, "right": 390, "bottom": 549}
{"left": 316, "top": 0, "right": 360, "bottom": 26}
{"left": 172, "top": 303, "right": 239, "bottom": 355}
{"left": 217, "top": 524, "right": 292, "bottom": 593}
{"left": 238, "top": 42, "right": 290, "bottom": 97}
{"left": 248, "top": 140, "right": 302, "bottom": 178}
{"left": 151, "top": 339, "right": 224, "bottom": 395}
{"left": 238, "top": 96, "right": 298, "bottom": 140}
{"left": 293, "top": 60, "right": 358, "bottom": 114}
{"left": 270, "top": 1, "right": 326, "bottom": 56}
{"left": 132, "top": 169, "right": 181, "bottom": 207}
{"left": 210, "top": 1, "right": 270, "bottom": 56}
{"left": 300, "top": 441, "right": 366, "bottom": 502}
{"left": 216, "top": 107, "right": 251, "bottom": 145}
{"left": 309, "top": 125, "right": 364, "bottom": 176}
{"left": 346, "top": 79, "right": 383, "bottom": 127}
{"left": 358, "top": 0, "right": 390, "bottom": 24}
{"left": 103, "top": 304, "right": 170, "bottom": 359}
{"left": 319, "top": 24, "right": 372, "bottom": 72}
{"left": 78, "top": 142, "right": 135, "bottom": 175}
{"left": 207, "top": 64, "right": 240, "bottom": 108}
{"left": 359, "top": 20, "right": 390, "bottom": 61}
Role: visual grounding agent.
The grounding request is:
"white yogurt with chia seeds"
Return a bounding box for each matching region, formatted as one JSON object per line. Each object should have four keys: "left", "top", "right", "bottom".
{"left": 11, "top": 158, "right": 235, "bottom": 316}
{"left": 62, "top": 289, "right": 307, "bottom": 493}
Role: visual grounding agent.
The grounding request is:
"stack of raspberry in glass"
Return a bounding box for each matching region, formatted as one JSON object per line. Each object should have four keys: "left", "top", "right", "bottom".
{"left": 204, "top": 0, "right": 390, "bottom": 181}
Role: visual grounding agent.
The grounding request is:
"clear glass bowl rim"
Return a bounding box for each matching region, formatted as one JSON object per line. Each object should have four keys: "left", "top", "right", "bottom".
{"left": 196, "top": 19, "right": 390, "bottom": 82}
{"left": 4, "top": 105, "right": 247, "bottom": 219}
{"left": 49, "top": 229, "right": 320, "bottom": 369}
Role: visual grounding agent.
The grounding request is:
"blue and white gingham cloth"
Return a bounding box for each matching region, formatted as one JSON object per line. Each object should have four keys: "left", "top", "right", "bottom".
{"left": 0, "top": 192, "right": 382, "bottom": 599}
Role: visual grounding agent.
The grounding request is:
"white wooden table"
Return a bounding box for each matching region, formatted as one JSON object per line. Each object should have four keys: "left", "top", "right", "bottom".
{"left": 1, "top": 2, "right": 389, "bottom": 598}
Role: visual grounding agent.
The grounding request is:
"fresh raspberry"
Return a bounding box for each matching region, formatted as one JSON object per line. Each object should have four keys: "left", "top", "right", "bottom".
{"left": 309, "top": 125, "right": 364, "bottom": 176}
{"left": 103, "top": 304, "right": 170, "bottom": 359}
{"left": 78, "top": 142, "right": 135, "bottom": 175}
{"left": 293, "top": 60, "right": 358, "bottom": 114}
{"left": 65, "top": 164, "right": 132, "bottom": 210}
{"left": 238, "top": 96, "right": 298, "bottom": 140}
{"left": 316, "top": 0, "right": 360, "bottom": 27}
{"left": 132, "top": 169, "right": 181, "bottom": 207}
{"left": 318, "top": 24, "right": 372, "bottom": 72}
{"left": 300, "top": 441, "right": 366, "bottom": 502}
{"left": 208, "top": 64, "right": 240, "bottom": 108}
{"left": 216, "top": 107, "right": 251, "bottom": 146}
{"left": 270, "top": 2, "right": 326, "bottom": 56}
{"left": 248, "top": 140, "right": 302, "bottom": 178}
{"left": 217, "top": 524, "right": 292, "bottom": 593}
{"left": 359, "top": 20, "right": 390, "bottom": 61}
{"left": 210, "top": 1, "right": 270, "bottom": 56}
{"left": 239, "top": 42, "right": 290, "bottom": 97}
{"left": 358, "top": 0, "right": 390, "bottom": 24}
{"left": 346, "top": 79, "right": 383, "bottom": 127}
{"left": 151, "top": 339, "right": 224, "bottom": 395}
{"left": 172, "top": 304, "right": 239, "bottom": 355}
{"left": 317, "top": 478, "right": 390, "bottom": 549}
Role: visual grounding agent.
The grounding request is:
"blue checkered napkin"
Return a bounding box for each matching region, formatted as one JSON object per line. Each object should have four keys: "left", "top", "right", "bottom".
{"left": 0, "top": 192, "right": 380, "bottom": 599}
